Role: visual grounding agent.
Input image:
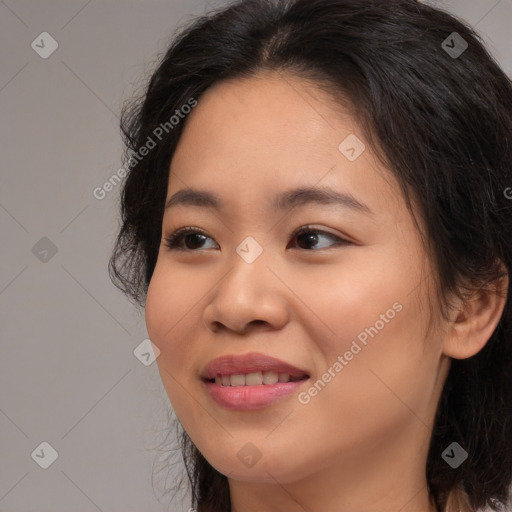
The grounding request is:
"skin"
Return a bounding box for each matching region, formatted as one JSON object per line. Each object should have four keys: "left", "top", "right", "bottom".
{"left": 145, "top": 70, "right": 508, "bottom": 512}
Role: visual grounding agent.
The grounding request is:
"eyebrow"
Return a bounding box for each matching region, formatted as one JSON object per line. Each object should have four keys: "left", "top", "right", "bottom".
{"left": 165, "top": 186, "right": 373, "bottom": 215}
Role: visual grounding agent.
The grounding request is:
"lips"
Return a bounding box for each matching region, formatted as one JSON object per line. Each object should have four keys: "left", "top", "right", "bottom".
{"left": 200, "top": 352, "right": 310, "bottom": 381}
{"left": 201, "top": 352, "right": 311, "bottom": 410}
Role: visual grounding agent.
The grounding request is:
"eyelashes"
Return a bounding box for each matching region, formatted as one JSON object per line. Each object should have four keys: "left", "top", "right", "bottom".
{"left": 164, "top": 227, "right": 215, "bottom": 251}
{"left": 163, "top": 225, "right": 352, "bottom": 252}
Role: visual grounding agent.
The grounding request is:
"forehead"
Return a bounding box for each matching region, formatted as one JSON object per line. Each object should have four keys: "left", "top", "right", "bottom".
{"left": 167, "top": 70, "right": 404, "bottom": 220}
{"left": 175, "top": 70, "right": 354, "bottom": 155}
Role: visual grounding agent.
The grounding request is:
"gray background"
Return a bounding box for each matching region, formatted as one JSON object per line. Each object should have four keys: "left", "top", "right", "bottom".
{"left": 1, "top": 1, "right": 511, "bottom": 511}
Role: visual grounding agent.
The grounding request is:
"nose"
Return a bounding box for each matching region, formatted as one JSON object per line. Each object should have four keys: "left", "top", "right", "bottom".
{"left": 202, "top": 252, "right": 290, "bottom": 335}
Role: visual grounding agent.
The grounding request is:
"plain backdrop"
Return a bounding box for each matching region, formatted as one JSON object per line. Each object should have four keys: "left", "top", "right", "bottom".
{"left": 1, "top": 0, "right": 511, "bottom": 511}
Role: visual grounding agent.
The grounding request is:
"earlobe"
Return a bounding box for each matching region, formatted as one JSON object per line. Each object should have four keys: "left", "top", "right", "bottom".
{"left": 442, "top": 272, "right": 509, "bottom": 360}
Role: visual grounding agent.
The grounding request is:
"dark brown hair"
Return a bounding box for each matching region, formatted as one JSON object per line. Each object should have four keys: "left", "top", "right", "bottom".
{"left": 109, "top": 1, "right": 512, "bottom": 510}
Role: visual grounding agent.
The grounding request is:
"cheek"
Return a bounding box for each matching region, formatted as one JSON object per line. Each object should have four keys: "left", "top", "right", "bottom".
{"left": 302, "top": 287, "right": 439, "bottom": 450}
{"left": 296, "top": 243, "right": 425, "bottom": 352}
{"left": 145, "top": 267, "right": 173, "bottom": 350}
{"left": 299, "top": 247, "right": 439, "bottom": 427}
{"left": 145, "top": 258, "right": 198, "bottom": 346}
{"left": 145, "top": 264, "right": 194, "bottom": 382}
{"left": 145, "top": 261, "right": 210, "bottom": 415}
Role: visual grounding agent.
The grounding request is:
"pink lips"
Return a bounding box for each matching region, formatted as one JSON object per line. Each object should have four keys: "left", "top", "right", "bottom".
{"left": 200, "top": 352, "right": 310, "bottom": 410}
{"left": 201, "top": 352, "right": 309, "bottom": 380}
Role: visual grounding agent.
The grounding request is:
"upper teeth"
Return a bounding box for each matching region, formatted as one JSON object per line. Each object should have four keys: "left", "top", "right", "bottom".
{"left": 214, "top": 371, "right": 302, "bottom": 387}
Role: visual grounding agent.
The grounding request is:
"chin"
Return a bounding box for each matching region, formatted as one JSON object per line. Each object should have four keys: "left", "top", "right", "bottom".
{"left": 205, "top": 449, "right": 307, "bottom": 484}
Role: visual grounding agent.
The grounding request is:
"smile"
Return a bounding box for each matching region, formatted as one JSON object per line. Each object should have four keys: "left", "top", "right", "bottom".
{"left": 200, "top": 352, "right": 311, "bottom": 410}
{"left": 210, "top": 371, "right": 308, "bottom": 387}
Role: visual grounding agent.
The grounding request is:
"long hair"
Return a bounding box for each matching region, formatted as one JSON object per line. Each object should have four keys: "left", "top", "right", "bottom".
{"left": 109, "top": 1, "right": 512, "bottom": 510}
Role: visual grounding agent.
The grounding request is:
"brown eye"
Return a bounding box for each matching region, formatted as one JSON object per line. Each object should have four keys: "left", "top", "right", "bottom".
{"left": 164, "top": 227, "right": 217, "bottom": 251}
{"left": 164, "top": 225, "right": 351, "bottom": 252}
{"left": 290, "top": 226, "right": 351, "bottom": 250}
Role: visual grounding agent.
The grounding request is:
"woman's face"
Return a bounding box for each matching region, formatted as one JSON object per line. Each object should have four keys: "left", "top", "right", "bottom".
{"left": 145, "top": 71, "right": 451, "bottom": 489}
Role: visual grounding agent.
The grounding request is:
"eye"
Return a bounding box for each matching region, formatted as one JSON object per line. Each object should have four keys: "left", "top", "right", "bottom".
{"left": 289, "top": 225, "right": 351, "bottom": 250}
{"left": 163, "top": 225, "right": 351, "bottom": 252}
{"left": 164, "top": 226, "right": 217, "bottom": 251}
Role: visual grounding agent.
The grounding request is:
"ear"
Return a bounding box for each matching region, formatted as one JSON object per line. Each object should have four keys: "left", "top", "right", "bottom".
{"left": 442, "top": 267, "right": 509, "bottom": 360}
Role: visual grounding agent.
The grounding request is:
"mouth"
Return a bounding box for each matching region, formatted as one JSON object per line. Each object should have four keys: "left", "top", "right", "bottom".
{"left": 200, "top": 351, "right": 310, "bottom": 383}
{"left": 200, "top": 352, "right": 310, "bottom": 410}
{"left": 204, "top": 371, "right": 309, "bottom": 387}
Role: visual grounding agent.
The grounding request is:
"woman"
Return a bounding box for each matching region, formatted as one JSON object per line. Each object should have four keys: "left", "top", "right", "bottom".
{"left": 109, "top": 1, "right": 512, "bottom": 511}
